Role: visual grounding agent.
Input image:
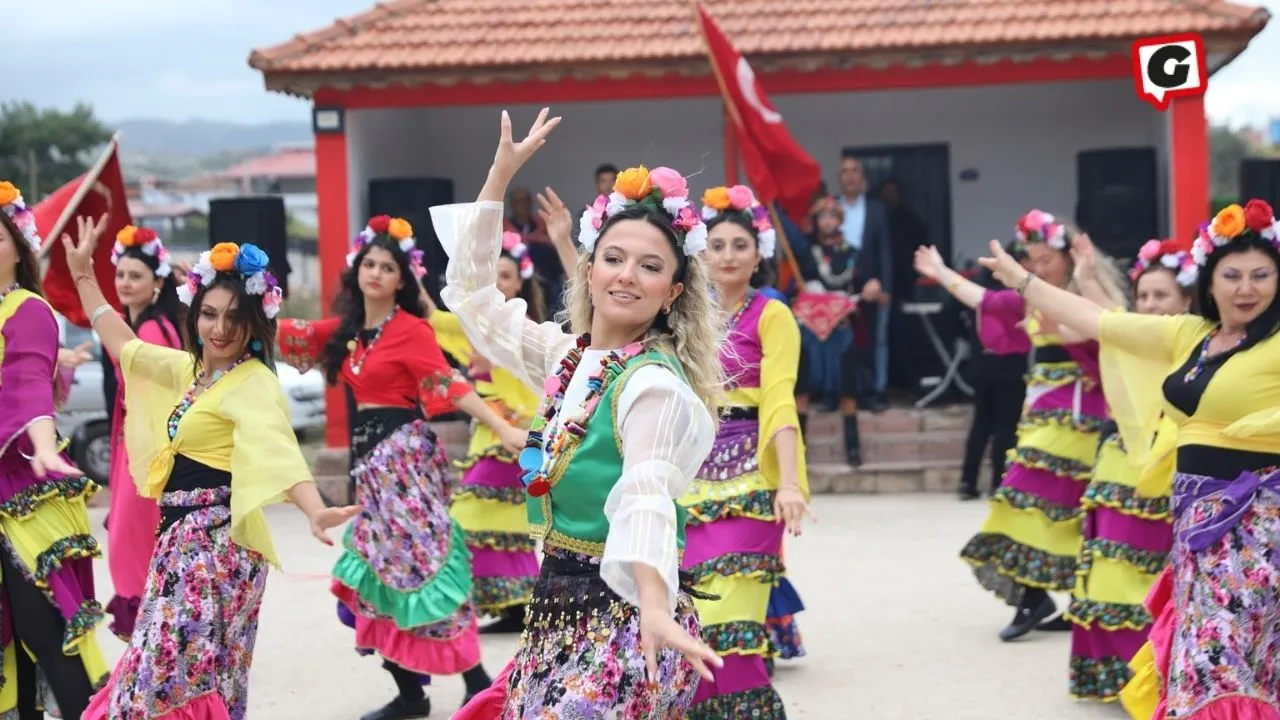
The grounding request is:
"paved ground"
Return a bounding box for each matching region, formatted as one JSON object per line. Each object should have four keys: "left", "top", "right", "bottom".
{"left": 86, "top": 495, "right": 1127, "bottom": 720}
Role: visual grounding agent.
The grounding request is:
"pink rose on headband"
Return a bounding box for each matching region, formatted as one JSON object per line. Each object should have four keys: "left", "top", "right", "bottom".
{"left": 648, "top": 167, "right": 688, "bottom": 199}
{"left": 728, "top": 185, "right": 755, "bottom": 211}
{"left": 1137, "top": 239, "right": 1163, "bottom": 262}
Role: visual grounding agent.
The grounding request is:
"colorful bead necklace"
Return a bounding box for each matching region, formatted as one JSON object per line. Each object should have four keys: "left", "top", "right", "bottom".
{"left": 724, "top": 289, "right": 756, "bottom": 333}
{"left": 516, "top": 334, "right": 645, "bottom": 497}
{"left": 346, "top": 308, "right": 396, "bottom": 377}
{"left": 167, "top": 353, "right": 253, "bottom": 440}
{"left": 0, "top": 282, "right": 20, "bottom": 303}
{"left": 1183, "top": 327, "right": 1245, "bottom": 384}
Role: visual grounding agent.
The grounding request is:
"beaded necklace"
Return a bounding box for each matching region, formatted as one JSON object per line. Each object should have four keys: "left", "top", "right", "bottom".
{"left": 516, "top": 334, "right": 645, "bottom": 497}
{"left": 0, "top": 282, "right": 20, "bottom": 303}
{"left": 724, "top": 289, "right": 756, "bottom": 333}
{"left": 346, "top": 308, "right": 396, "bottom": 377}
{"left": 167, "top": 353, "right": 253, "bottom": 440}
{"left": 1183, "top": 327, "right": 1245, "bottom": 384}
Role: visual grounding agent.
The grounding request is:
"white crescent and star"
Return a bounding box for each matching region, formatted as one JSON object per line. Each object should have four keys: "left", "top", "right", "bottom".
{"left": 735, "top": 57, "right": 783, "bottom": 124}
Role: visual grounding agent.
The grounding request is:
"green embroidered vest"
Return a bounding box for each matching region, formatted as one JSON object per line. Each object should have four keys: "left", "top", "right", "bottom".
{"left": 527, "top": 348, "right": 690, "bottom": 557}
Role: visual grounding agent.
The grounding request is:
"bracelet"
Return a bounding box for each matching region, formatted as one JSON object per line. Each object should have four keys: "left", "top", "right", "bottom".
{"left": 74, "top": 274, "right": 96, "bottom": 286}
{"left": 946, "top": 277, "right": 963, "bottom": 294}
{"left": 89, "top": 304, "right": 114, "bottom": 327}
{"left": 1016, "top": 272, "right": 1036, "bottom": 295}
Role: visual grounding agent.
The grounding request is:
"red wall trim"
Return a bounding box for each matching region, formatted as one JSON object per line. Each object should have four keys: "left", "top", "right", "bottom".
{"left": 314, "top": 128, "right": 350, "bottom": 448}
{"left": 1169, "top": 95, "right": 1209, "bottom": 244}
{"left": 313, "top": 55, "right": 1131, "bottom": 109}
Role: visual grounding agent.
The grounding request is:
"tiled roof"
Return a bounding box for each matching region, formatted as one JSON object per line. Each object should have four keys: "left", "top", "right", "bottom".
{"left": 218, "top": 147, "right": 315, "bottom": 180}
{"left": 249, "top": 0, "right": 1269, "bottom": 94}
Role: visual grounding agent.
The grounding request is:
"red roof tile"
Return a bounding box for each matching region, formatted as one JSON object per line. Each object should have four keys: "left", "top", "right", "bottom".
{"left": 219, "top": 147, "right": 315, "bottom": 180}
{"left": 249, "top": 0, "right": 1269, "bottom": 95}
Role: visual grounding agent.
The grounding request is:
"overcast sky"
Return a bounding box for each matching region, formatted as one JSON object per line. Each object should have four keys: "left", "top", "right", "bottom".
{"left": 9, "top": 0, "right": 1280, "bottom": 128}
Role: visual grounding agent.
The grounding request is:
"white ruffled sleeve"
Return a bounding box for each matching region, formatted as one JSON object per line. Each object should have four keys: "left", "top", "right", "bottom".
{"left": 434, "top": 200, "right": 575, "bottom": 389}
{"left": 600, "top": 365, "right": 715, "bottom": 615}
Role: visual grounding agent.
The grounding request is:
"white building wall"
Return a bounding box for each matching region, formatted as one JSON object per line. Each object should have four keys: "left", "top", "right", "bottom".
{"left": 345, "top": 78, "right": 1164, "bottom": 262}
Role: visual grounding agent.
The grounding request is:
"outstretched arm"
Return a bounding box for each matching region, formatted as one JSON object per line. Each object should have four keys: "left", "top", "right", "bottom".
{"left": 62, "top": 215, "right": 136, "bottom": 361}
{"left": 914, "top": 245, "right": 986, "bottom": 308}
{"left": 979, "top": 239, "right": 1105, "bottom": 340}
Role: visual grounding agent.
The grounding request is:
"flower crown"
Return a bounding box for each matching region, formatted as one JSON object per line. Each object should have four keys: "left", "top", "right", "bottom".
{"left": 578, "top": 165, "right": 707, "bottom": 257}
{"left": 0, "top": 181, "right": 42, "bottom": 252}
{"left": 178, "top": 242, "right": 283, "bottom": 319}
{"left": 112, "top": 225, "right": 173, "bottom": 278}
{"left": 1015, "top": 209, "right": 1068, "bottom": 250}
{"left": 1191, "top": 199, "right": 1280, "bottom": 269}
{"left": 348, "top": 215, "right": 427, "bottom": 280}
{"left": 501, "top": 231, "right": 535, "bottom": 280}
{"left": 699, "top": 185, "right": 777, "bottom": 258}
{"left": 1132, "top": 238, "right": 1198, "bottom": 288}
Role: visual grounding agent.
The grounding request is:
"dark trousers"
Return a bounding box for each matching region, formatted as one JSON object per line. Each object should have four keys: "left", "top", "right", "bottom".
{"left": 960, "top": 377, "right": 1025, "bottom": 493}
{"left": 1, "top": 547, "right": 94, "bottom": 720}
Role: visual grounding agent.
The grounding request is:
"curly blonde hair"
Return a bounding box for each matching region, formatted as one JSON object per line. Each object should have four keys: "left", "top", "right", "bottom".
{"left": 556, "top": 211, "right": 726, "bottom": 426}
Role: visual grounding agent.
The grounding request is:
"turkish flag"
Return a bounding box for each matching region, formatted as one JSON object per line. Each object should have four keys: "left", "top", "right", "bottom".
{"left": 695, "top": 4, "right": 822, "bottom": 223}
{"left": 33, "top": 137, "right": 130, "bottom": 327}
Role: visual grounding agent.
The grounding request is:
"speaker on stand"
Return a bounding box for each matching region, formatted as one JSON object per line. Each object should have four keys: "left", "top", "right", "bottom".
{"left": 367, "top": 178, "right": 456, "bottom": 307}
{"left": 1240, "top": 158, "right": 1280, "bottom": 207}
{"left": 1075, "top": 148, "right": 1159, "bottom": 261}
{"left": 208, "top": 197, "right": 292, "bottom": 297}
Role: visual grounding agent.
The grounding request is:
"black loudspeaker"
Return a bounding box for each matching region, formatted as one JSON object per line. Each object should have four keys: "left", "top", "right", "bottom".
{"left": 1240, "top": 158, "right": 1280, "bottom": 207}
{"left": 208, "top": 197, "right": 292, "bottom": 298}
{"left": 367, "top": 178, "right": 456, "bottom": 306}
{"left": 1075, "top": 148, "right": 1159, "bottom": 260}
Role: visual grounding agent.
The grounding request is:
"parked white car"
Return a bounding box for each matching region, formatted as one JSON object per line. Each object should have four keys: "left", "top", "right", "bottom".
{"left": 52, "top": 314, "right": 327, "bottom": 484}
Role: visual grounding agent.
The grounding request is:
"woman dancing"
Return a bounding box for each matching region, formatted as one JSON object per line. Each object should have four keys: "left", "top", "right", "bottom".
{"left": 103, "top": 224, "right": 186, "bottom": 640}
{"left": 445, "top": 109, "right": 724, "bottom": 718}
{"left": 982, "top": 199, "right": 1280, "bottom": 719}
{"left": 676, "top": 183, "right": 812, "bottom": 718}
{"left": 915, "top": 209, "right": 1127, "bottom": 641}
{"left": 448, "top": 231, "right": 546, "bottom": 634}
{"left": 1067, "top": 238, "right": 1192, "bottom": 702}
{"left": 277, "top": 215, "right": 512, "bottom": 719}
{"left": 0, "top": 182, "right": 107, "bottom": 720}
{"left": 63, "top": 221, "right": 358, "bottom": 720}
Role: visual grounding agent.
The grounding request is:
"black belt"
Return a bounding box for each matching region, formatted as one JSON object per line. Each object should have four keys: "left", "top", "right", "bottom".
{"left": 1032, "top": 345, "right": 1072, "bottom": 364}
{"left": 721, "top": 406, "right": 759, "bottom": 421}
{"left": 157, "top": 498, "right": 231, "bottom": 536}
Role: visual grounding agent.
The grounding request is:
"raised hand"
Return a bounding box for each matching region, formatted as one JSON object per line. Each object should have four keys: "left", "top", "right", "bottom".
{"left": 60, "top": 214, "right": 110, "bottom": 280}
{"left": 1071, "top": 232, "right": 1097, "bottom": 283}
{"left": 491, "top": 108, "right": 561, "bottom": 180}
{"left": 978, "top": 239, "right": 1031, "bottom": 290}
{"left": 913, "top": 245, "right": 947, "bottom": 281}
{"left": 536, "top": 187, "right": 574, "bottom": 249}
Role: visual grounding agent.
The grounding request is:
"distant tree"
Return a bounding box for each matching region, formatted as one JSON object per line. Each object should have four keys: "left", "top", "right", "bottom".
{"left": 1210, "top": 124, "right": 1251, "bottom": 201}
{"left": 0, "top": 101, "right": 113, "bottom": 199}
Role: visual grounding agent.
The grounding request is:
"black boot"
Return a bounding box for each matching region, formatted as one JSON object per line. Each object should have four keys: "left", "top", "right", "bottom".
{"left": 363, "top": 664, "right": 431, "bottom": 720}
{"left": 999, "top": 588, "right": 1056, "bottom": 642}
{"left": 842, "top": 414, "right": 862, "bottom": 467}
{"left": 479, "top": 605, "right": 526, "bottom": 634}
{"left": 461, "top": 664, "right": 493, "bottom": 708}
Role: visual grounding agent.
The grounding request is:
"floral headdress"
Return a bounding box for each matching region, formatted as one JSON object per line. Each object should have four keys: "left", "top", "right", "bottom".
{"left": 1191, "top": 199, "right": 1280, "bottom": 269}
{"left": 0, "top": 181, "right": 42, "bottom": 252}
{"left": 348, "top": 215, "right": 427, "bottom": 280}
{"left": 178, "top": 242, "right": 283, "bottom": 319}
{"left": 1132, "top": 238, "right": 1197, "bottom": 288}
{"left": 1015, "top": 209, "right": 1068, "bottom": 250}
{"left": 112, "top": 225, "right": 173, "bottom": 278}
{"left": 577, "top": 165, "right": 707, "bottom": 257}
{"left": 699, "top": 185, "right": 777, "bottom": 258}
{"left": 501, "top": 231, "right": 535, "bottom": 280}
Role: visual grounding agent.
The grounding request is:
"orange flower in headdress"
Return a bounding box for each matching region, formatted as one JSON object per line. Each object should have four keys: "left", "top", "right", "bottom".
{"left": 387, "top": 218, "right": 413, "bottom": 241}
{"left": 1211, "top": 204, "right": 1246, "bottom": 239}
{"left": 613, "top": 166, "right": 652, "bottom": 201}
{"left": 702, "top": 187, "right": 732, "bottom": 211}
{"left": 209, "top": 242, "right": 240, "bottom": 272}
{"left": 0, "top": 182, "right": 19, "bottom": 207}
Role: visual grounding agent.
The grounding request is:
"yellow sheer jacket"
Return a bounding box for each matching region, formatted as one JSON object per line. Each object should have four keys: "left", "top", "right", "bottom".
{"left": 428, "top": 308, "right": 474, "bottom": 368}
{"left": 1098, "top": 310, "right": 1280, "bottom": 464}
{"left": 723, "top": 299, "right": 809, "bottom": 499}
{"left": 120, "top": 339, "right": 313, "bottom": 567}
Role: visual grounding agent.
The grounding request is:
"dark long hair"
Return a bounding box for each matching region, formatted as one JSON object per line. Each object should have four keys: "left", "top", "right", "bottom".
{"left": 1196, "top": 235, "right": 1280, "bottom": 349}
{"left": 182, "top": 273, "right": 278, "bottom": 371}
{"left": 116, "top": 246, "right": 186, "bottom": 347}
{"left": 1, "top": 212, "right": 43, "bottom": 296}
{"left": 320, "top": 236, "right": 426, "bottom": 385}
{"left": 705, "top": 213, "right": 776, "bottom": 289}
{"left": 499, "top": 249, "right": 548, "bottom": 323}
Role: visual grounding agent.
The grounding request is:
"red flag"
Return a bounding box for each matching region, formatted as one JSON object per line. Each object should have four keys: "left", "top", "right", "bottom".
{"left": 694, "top": 4, "right": 822, "bottom": 222}
{"left": 33, "top": 136, "right": 131, "bottom": 327}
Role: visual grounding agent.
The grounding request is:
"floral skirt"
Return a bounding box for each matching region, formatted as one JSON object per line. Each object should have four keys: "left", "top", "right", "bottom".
{"left": 959, "top": 379, "right": 1104, "bottom": 604}
{"left": 457, "top": 548, "right": 702, "bottom": 719}
{"left": 331, "top": 411, "right": 480, "bottom": 675}
{"left": 1130, "top": 474, "right": 1280, "bottom": 720}
{"left": 680, "top": 417, "right": 787, "bottom": 719}
{"left": 766, "top": 576, "right": 807, "bottom": 661}
{"left": 449, "top": 455, "right": 538, "bottom": 616}
{"left": 84, "top": 486, "right": 265, "bottom": 720}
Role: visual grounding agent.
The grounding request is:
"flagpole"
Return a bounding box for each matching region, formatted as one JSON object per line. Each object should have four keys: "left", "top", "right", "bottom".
{"left": 687, "top": 1, "right": 805, "bottom": 288}
{"left": 38, "top": 131, "right": 122, "bottom": 261}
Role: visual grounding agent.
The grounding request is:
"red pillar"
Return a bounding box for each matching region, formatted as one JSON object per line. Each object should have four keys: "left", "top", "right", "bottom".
{"left": 314, "top": 115, "right": 350, "bottom": 448}
{"left": 1169, "top": 95, "right": 1209, "bottom": 243}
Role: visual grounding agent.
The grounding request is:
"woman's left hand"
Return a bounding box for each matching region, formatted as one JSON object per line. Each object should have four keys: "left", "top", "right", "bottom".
{"left": 59, "top": 214, "right": 110, "bottom": 280}
{"left": 639, "top": 605, "right": 723, "bottom": 683}
{"left": 57, "top": 341, "right": 94, "bottom": 370}
{"left": 774, "top": 487, "right": 815, "bottom": 537}
{"left": 309, "top": 504, "right": 362, "bottom": 546}
{"left": 978, "top": 239, "right": 1030, "bottom": 290}
{"left": 30, "top": 448, "right": 81, "bottom": 479}
{"left": 1071, "top": 232, "right": 1097, "bottom": 283}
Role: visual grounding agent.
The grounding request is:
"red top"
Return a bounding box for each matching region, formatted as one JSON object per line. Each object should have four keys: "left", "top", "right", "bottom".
{"left": 277, "top": 311, "right": 470, "bottom": 412}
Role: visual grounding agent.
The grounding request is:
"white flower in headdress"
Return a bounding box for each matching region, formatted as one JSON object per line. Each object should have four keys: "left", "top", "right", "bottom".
{"left": 662, "top": 196, "right": 690, "bottom": 217}
{"left": 682, "top": 223, "right": 708, "bottom": 257}
{"left": 1176, "top": 264, "right": 1199, "bottom": 288}
{"left": 1160, "top": 254, "right": 1180, "bottom": 270}
{"left": 606, "top": 192, "right": 630, "bottom": 217}
{"left": 192, "top": 252, "right": 216, "bottom": 286}
{"left": 176, "top": 282, "right": 194, "bottom": 305}
{"left": 578, "top": 208, "right": 601, "bottom": 253}
{"left": 700, "top": 206, "right": 719, "bottom": 221}
{"left": 757, "top": 228, "right": 778, "bottom": 259}
{"left": 243, "top": 271, "right": 268, "bottom": 296}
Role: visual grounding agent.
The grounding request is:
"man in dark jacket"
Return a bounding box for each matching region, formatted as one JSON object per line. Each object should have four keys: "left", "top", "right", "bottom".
{"left": 836, "top": 156, "right": 892, "bottom": 411}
